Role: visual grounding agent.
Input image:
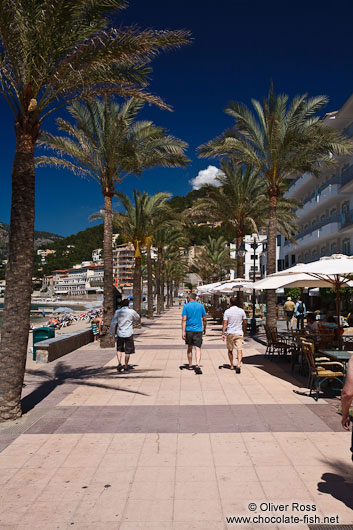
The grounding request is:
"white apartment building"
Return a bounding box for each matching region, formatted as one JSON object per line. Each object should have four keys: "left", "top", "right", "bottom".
{"left": 92, "top": 248, "right": 102, "bottom": 263}
{"left": 54, "top": 263, "right": 104, "bottom": 297}
{"left": 282, "top": 94, "right": 353, "bottom": 267}
{"left": 230, "top": 234, "right": 268, "bottom": 281}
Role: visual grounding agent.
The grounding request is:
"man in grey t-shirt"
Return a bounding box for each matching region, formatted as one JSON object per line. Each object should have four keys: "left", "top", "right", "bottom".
{"left": 222, "top": 297, "right": 247, "bottom": 373}
{"left": 109, "top": 299, "right": 140, "bottom": 372}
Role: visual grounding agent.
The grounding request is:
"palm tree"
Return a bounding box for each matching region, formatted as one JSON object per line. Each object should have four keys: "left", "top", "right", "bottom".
{"left": 198, "top": 85, "right": 353, "bottom": 326}
{"left": 153, "top": 226, "right": 189, "bottom": 314}
{"left": 191, "top": 236, "right": 236, "bottom": 283}
{"left": 0, "top": 1, "right": 190, "bottom": 421}
{"left": 164, "top": 249, "right": 188, "bottom": 307}
{"left": 189, "top": 160, "right": 298, "bottom": 280}
{"left": 38, "top": 98, "right": 187, "bottom": 346}
{"left": 114, "top": 190, "right": 177, "bottom": 316}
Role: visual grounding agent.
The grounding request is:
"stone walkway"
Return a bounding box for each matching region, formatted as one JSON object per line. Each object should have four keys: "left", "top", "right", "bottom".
{"left": 0, "top": 307, "right": 352, "bottom": 529}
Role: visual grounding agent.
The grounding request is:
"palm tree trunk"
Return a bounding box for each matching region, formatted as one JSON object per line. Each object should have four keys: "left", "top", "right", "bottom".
{"left": 266, "top": 189, "right": 279, "bottom": 328}
{"left": 236, "top": 235, "right": 244, "bottom": 306}
{"left": 147, "top": 246, "right": 153, "bottom": 318}
{"left": 166, "top": 280, "right": 170, "bottom": 308}
{"left": 156, "top": 247, "right": 162, "bottom": 315}
{"left": 161, "top": 270, "right": 165, "bottom": 312}
{"left": 0, "top": 129, "right": 36, "bottom": 421}
{"left": 100, "top": 192, "right": 115, "bottom": 348}
{"left": 133, "top": 256, "right": 142, "bottom": 316}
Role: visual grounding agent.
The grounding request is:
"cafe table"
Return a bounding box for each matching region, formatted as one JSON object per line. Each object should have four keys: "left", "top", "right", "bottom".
{"left": 319, "top": 350, "right": 353, "bottom": 373}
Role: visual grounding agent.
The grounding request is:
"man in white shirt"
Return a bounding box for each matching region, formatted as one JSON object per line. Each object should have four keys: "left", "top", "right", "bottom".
{"left": 109, "top": 299, "right": 140, "bottom": 372}
{"left": 222, "top": 297, "right": 247, "bottom": 373}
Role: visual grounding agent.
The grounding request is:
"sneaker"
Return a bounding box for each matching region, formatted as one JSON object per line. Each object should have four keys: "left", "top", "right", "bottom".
{"left": 117, "top": 364, "right": 122, "bottom": 372}
{"left": 235, "top": 366, "right": 241, "bottom": 374}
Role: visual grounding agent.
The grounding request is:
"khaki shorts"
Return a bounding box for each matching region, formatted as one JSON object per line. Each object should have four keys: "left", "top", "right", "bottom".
{"left": 226, "top": 334, "right": 243, "bottom": 351}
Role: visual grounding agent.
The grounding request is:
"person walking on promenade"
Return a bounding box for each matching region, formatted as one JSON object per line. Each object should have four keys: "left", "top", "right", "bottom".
{"left": 222, "top": 297, "right": 247, "bottom": 373}
{"left": 283, "top": 296, "right": 295, "bottom": 331}
{"left": 109, "top": 299, "right": 140, "bottom": 372}
{"left": 295, "top": 297, "right": 306, "bottom": 330}
{"left": 341, "top": 356, "right": 353, "bottom": 461}
{"left": 181, "top": 292, "right": 207, "bottom": 374}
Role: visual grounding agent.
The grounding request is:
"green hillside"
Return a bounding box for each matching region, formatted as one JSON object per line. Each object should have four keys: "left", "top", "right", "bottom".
{"left": 35, "top": 224, "right": 122, "bottom": 277}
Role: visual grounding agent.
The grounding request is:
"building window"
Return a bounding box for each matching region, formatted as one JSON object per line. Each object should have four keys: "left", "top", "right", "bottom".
{"left": 250, "top": 266, "right": 259, "bottom": 271}
{"left": 342, "top": 238, "right": 351, "bottom": 255}
{"left": 330, "top": 242, "right": 337, "bottom": 252}
{"left": 320, "top": 214, "right": 326, "bottom": 221}
{"left": 276, "top": 234, "right": 281, "bottom": 246}
{"left": 330, "top": 208, "right": 337, "bottom": 216}
{"left": 291, "top": 255, "right": 296, "bottom": 265}
{"left": 250, "top": 254, "right": 258, "bottom": 260}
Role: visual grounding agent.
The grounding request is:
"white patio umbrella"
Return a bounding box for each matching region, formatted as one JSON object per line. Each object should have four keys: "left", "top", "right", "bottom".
{"left": 196, "top": 281, "right": 224, "bottom": 296}
{"left": 211, "top": 278, "right": 253, "bottom": 294}
{"left": 254, "top": 254, "right": 353, "bottom": 349}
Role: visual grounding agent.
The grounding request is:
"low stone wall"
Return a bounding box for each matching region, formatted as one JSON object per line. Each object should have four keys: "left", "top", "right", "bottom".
{"left": 36, "top": 328, "right": 94, "bottom": 363}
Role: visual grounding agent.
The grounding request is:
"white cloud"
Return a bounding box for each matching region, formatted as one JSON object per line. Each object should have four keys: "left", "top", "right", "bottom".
{"left": 189, "top": 165, "right": 223, "bottom": 190}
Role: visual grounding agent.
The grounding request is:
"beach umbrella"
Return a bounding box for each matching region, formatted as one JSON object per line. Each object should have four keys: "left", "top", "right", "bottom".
{"left": 53, "top": 307, "right": 74, "bottom": 313}
{"left": 253, "top": 254, "right": 353, "bottom": 349}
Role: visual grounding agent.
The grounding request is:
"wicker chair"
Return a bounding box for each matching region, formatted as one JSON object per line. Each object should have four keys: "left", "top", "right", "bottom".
{"left": 301, "top": 339, "right": 344, "bottom": 401}
{"left": 343, "top": 337, "right": 353, "bottom": 351}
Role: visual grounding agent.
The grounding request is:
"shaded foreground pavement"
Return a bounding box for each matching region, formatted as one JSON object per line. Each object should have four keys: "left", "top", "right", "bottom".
{"left": 0, "top": 307, "right": 352, "bottom": 529}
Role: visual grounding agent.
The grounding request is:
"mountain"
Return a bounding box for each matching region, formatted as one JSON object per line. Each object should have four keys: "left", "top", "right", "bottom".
{"left": 0, "top": 222, "right": 63, "bottom": 258}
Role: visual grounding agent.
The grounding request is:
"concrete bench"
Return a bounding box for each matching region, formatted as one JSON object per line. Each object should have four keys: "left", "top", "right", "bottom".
{"left": 35, "top": 328, "right": 94, "bottom": 363}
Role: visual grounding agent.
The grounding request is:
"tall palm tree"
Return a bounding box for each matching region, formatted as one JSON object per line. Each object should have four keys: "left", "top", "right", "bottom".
{"left": 198, "top": 85, "right": 353, "bottom": 326}
{"left": 191, "top": 236, "right": 236, "bottom": 283}
{"left": 153, "top": 226, "right": 189, "bottom": 314}
{"left": 189, "top": 160, "right": 298, "bottom": 278}
{"left": 114, "top": 190, "right": 177, "bottom": 316}
{"left": 164, "top": 249, "right": 188, "bottom": 307}
{"left": 0, "top": 0, "right": 190, "bottom": 421}
{"left": 38, "top": 98, "right": 187, "bottom": 345}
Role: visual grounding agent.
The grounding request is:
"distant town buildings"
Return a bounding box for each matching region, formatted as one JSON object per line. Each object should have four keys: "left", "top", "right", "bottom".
{"left": 37, "top": 248, "right": 56, "bottom": 264}
{"left": 113, "top": 243, "right": 135, "bottom": 298}
{"left": 51, "top": 262, "right": 104, "bottom": 297}
{"left": 92, "top": 248, "right": 102, "bottom": 262}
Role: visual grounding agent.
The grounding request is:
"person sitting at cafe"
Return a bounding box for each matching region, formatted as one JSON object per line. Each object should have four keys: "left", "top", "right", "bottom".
{"left": 306, "top": 313, "right": 318, "bottom": 334}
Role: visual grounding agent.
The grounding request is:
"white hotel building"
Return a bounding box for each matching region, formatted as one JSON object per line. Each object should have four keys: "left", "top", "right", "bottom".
{"left": 281, "top": 94, "right": 353, "bottom": 268}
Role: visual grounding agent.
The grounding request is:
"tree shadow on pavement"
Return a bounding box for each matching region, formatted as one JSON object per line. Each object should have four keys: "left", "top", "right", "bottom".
{"left": 22, "top": 361, "right": 166, "bottom": 414}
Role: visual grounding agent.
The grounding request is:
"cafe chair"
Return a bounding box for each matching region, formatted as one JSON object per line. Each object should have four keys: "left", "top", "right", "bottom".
{"left": 301, "top": 340, "right": 344, "bottom": 401}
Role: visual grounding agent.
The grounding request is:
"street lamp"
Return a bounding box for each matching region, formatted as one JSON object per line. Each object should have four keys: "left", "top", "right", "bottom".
{"left": 250, "top": 240, "right": 258, "bottom": 335}
{"left": 236, "top": 241, "right": 246, "bottom": 258}
{"left": 249, "top": 237, "right": 266, "bottom": 336}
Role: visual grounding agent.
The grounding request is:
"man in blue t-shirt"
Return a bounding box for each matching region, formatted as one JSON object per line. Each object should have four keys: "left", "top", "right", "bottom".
{"left": 181, "top": 292, "right": 207, "bottom": 373}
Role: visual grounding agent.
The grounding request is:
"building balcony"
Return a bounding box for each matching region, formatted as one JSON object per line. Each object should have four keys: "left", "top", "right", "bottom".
{"left": 297, "top": 183, "right": 340, "bottom": 219}
{"left": 285, "top": 219, "right": 341, "bottom": 253}
{"left": 341, "top": 164, "right": 353, "bottom": 192}
{"left": 341, "top": 209, "right": 353, "bottom": 232}
{"left": 285, "top": 172, "right": 311, "bottom": 197}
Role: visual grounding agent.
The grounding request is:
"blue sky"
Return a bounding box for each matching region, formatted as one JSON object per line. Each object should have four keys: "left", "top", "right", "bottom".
{"left": 1, "top": 0, "right": 353, "bottom": 236}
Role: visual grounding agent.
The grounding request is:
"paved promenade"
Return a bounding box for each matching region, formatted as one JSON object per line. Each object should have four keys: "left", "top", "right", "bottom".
{"left": 0, "top": 307, "right": 352, "bottom": 529}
